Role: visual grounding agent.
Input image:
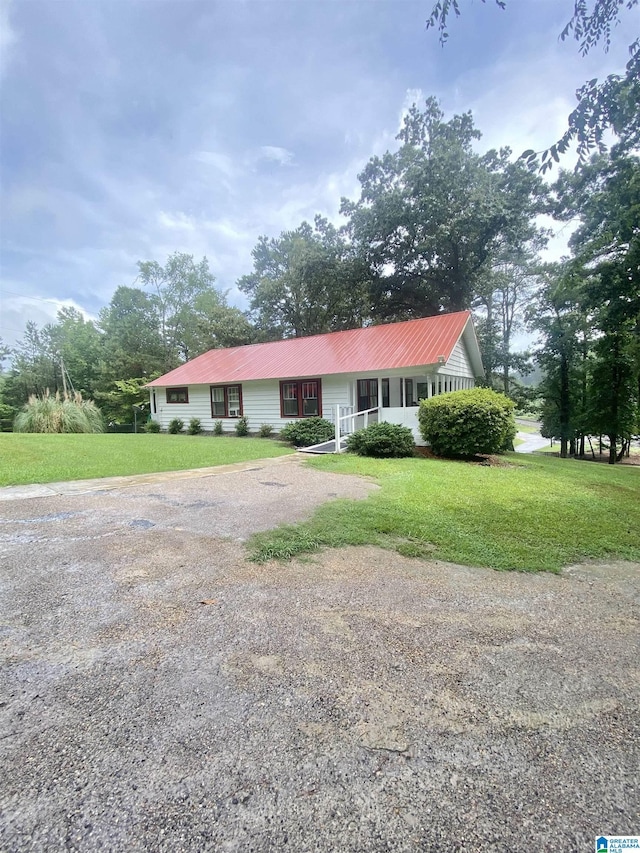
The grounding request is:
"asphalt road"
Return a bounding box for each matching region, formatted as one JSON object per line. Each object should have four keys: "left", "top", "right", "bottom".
{"left": 1, "top": 456, "right": 638, "bottom": 852}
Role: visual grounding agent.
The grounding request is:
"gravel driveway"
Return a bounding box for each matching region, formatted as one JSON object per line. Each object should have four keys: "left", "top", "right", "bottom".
{"left": 1, "top": 455, "right": 638, "bottom": 852}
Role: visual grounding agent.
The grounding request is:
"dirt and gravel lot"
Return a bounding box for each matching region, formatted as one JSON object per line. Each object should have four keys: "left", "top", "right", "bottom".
{"left": 1, "top": 455, "right": 638, "bottom": 852}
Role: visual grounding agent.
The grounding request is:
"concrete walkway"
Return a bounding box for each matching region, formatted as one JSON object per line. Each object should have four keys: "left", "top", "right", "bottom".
{"left": 514, "top": 431, "right": 550, "bottom": 453}
{"left": 0, "top": 454, "right": 298, "bottom": 502}
{"left": 513, "top": 418, "right": 548, "bottom": 454}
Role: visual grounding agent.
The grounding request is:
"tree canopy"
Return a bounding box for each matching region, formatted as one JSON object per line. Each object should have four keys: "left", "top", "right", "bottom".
{"left": 427, "top": 0, "right": 639, "bottom": 169}
{"left": 238, "top": 216, "right": 370, "bottom": 338}
{"left": 342, "top": 98, "right": 546, "bottom": 323}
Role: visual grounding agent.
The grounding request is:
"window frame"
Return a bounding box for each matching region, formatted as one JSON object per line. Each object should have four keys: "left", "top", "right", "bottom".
{"left": 210, "top": 384, "right": 243, "bottom": 418}
{"left": 166, "top": 387, "right": 189, "bottom": 404}
{"left": 279, "top": 378, "right": 322, "bottom": 419}
{"left": 357, "top": 378, "right": 389, "bottom": 411}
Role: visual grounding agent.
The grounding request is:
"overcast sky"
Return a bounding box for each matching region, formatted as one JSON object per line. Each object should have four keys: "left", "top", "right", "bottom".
{"left": 0, "top": 0, "right": 634, "bottom": 349}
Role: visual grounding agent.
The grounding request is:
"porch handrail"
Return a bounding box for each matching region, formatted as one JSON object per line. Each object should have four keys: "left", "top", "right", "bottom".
{"left": 334, "top": 405, "right": 380, "bottom": 452}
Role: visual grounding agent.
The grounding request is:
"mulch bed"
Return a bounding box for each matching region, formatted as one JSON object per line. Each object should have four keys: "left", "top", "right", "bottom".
{"left": 413, "top": 447, "right": 515, "bottom": 467}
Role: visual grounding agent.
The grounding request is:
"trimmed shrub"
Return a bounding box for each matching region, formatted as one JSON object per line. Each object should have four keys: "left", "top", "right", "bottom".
{"left": 280, "top": 417, "right": 334, "bottom": 447}
{"left": 145, "top": 420, "right": 161, "bottom": 433}
{"left": 14, "top": 390, "right": 104, "bottom": 434}
{"left": 418, "top": 388, "right": 516, "bottom": 457}
{"left": 168, "top": 418, "right": 184, "bottom": 434}
{"left": 235, "top": 415, "right": 249, "bottom": 437}
{"left": 258, "top": 423, "right": 274, "bottom": 438}
{"left": 213, "top": 419, "right": 224, "bottom": 435}
{"left": 346, "top": 421, "right": 415, "bottom": 458}
{"left": 188, "top": 417, "right": 202, "bottom": 435}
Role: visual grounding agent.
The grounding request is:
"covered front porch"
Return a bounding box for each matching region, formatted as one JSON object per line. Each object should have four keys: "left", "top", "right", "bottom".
{"left": 304, "top": 372, "right": 474, "bottom": 453}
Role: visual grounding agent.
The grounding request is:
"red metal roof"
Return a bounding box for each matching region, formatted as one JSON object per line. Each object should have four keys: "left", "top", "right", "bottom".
{"left": 147, "top": 310, "right": 473, "bottom": 386}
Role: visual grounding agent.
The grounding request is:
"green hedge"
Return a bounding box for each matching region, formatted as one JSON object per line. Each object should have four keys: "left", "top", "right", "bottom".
{"left": 346, "top": 421, "right": 415, "bottom": 458}
{"left": 281, "top": 417, "right": 334, "bottom": 447}
{"left": 418, "top": 388, "right": 516, "bottom": 457}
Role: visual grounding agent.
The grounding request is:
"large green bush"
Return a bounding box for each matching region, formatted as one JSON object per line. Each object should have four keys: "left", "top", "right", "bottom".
{"left": 281, "top": 417, "right": 334, "bottom": 447}
{"left": 346, "top": 421, "right": 415, "bottom": 458}
{"left": 418, "top": 388, "right": 516, "bottom": 457}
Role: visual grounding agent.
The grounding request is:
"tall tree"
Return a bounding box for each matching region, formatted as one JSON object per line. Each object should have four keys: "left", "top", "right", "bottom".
{"left": 474, "top": 238, "right": 546, "bottom": 394}
{"left": 562, "top": 151, "right": 640, "bottom": 460}
{"left": 427, "top": 0, "right": 639, "bottom": 169}
{"left": 137, "top": 252, "right": 250, "bottom": 363}
{"left": 188, "top": 289, "right": 255, "bottom": 352}
{"left": 238, "top": 216, "right": 371, "bottom": 338}
{"left": 342, "top": 99, "right": 545, "bottom": 323}
{"left": 3, "top": 319, "right": 68, "bottom": 410}
{"left": 98, "top": 286, "right": 165, "bottom": 384}
{"left": 0, "top": 337, "right": 9, "bottom": 370}
{"left": 46, "top": 307, "right": 102, "bottom": 398}
{"left": 527, "top": 264, "right": 589, "bottom": 458}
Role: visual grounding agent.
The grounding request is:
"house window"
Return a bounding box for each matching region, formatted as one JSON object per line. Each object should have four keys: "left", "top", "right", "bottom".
{"left": 210, "top": 385, "right": 243, "bottom": 418}
{"left": 416, "top": 382, "right": 429, "bottom": 401}
{"left": 280, "top": 379, "right": 321, "bottom": 418}
{"left": 166, "top": 387, "right": 188, "bottom": 404}
{"left": 405, "top": 379, "right": 417, "bottom": 406}
{"left": 357, "top": 378, "right": 389, "bottom": 411}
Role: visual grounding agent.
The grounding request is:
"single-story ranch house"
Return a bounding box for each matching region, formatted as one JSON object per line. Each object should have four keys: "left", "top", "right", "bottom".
{"left": 146, "top": 310, "right": 484, "bottom": 446}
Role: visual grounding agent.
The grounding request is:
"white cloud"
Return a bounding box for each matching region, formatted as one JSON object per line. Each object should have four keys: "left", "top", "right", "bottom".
{"left": 0, "top": 0, "right": 16, "bottom": 77}
{"left": 194, "top": 150, "right": 237, "bottom": 177}
{"left": 0, "top": 289, "right": 96, "bottom": 348}
{"left": 157, "top": 211, "right": 196, "bottom": 231}
{"left": 257, "top": 145, "right": 294, "bottom": 166}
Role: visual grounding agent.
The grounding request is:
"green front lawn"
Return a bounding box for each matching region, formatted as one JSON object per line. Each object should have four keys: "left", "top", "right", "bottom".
{"left": 249, "top": 453, "right": 640, "bottom": 572}
{"left": 0, "top": 433, "right": 293, "bottom": 486}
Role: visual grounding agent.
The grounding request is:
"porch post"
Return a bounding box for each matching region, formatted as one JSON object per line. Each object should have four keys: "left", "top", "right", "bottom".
{"left": 401, "top": 377, "right": 406, "bottom": 408}
{"left": 335, "top": 405, "right": 340, "bottom": 452}
{"left": 377, "top": 377, "right": 382, "bottom": 410}
{"left": 427, "top": 375, "right": 433, "bottom": 398}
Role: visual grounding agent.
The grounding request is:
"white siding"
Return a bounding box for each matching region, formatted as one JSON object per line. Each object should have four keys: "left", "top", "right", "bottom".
{"left": 151, "top": 376, "right": 351, "bottom": 433}
{"left": 153, "top": 386, "right": 212, "bottom": 431}
{"left": 149, "top": 351, "right": 476, "bottom": 433}
{"left": 444, "top": 339, "right": 474, "bottom": 377}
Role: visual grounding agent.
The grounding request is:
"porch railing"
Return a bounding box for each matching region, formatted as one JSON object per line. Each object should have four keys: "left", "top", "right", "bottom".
{"left": 334, "top": 405, "right": 380, "bottom": 452}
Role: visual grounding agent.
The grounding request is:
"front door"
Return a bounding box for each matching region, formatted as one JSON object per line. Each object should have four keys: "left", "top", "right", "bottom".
{"left": 357, "top": 378, "right": 389, "bottom": 410}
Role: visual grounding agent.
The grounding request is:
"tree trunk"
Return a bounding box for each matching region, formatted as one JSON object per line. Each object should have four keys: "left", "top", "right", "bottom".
{"left": 608, "top": 435, "right": 617, "bottom": 465}
{"left": 559, "top": 353, "right": 570, "bottom": 458}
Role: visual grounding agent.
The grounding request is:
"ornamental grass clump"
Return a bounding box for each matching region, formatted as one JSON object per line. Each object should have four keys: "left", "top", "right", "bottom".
{"left": 346, "top": 422, "right": 415, "bottom": 458}
{"left": 14, "top": 390, "right": 104, "bottom": 434}
{"left": 418, "top": 387, "right": 516, "bottom": 458}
